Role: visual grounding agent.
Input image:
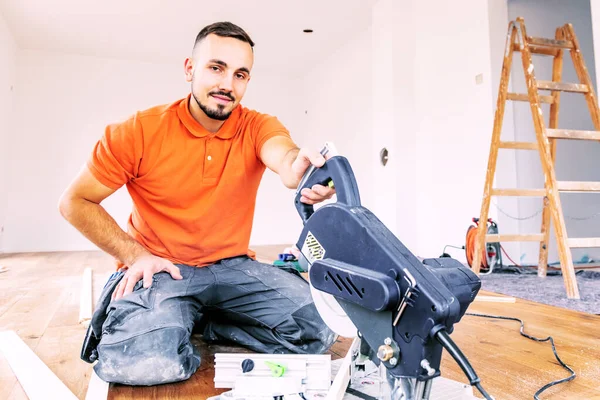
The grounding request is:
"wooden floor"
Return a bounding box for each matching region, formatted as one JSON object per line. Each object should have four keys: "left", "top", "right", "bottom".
{"left": 1, "top": 248, "right": 599, "bottom": 399}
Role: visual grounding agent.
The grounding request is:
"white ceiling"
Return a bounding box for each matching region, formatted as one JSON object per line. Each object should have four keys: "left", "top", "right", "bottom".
{"left": 0, "top": 0, "right": 376, "bottom": 75}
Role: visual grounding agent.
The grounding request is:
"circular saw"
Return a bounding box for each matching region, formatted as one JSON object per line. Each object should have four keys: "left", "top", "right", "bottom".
{"left": 292, "top": 153, "right": 492, "bottom": 400}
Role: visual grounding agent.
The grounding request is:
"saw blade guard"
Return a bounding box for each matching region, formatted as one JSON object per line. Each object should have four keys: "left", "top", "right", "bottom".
{"left": 295, "top": 155, "right": 362, "bottom": 337}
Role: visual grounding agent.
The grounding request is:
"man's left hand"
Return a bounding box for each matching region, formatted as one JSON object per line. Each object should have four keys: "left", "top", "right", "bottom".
{"left": 291, "top": 148, "right": 336, "bottom": 205}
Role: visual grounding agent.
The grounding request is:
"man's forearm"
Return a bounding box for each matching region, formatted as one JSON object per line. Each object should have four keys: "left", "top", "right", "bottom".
{"left": 59, "top": 197, "right": 150, "bottom": 266}
{"left": 279, "top": 147, "right": 301, "bottom": 188}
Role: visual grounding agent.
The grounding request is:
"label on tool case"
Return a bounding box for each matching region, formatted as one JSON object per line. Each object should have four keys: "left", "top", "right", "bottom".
{"left": 302, "top": 231, "right": 326, "bottom": 264}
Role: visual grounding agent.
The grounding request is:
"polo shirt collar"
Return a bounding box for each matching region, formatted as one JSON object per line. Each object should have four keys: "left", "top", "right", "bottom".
{"left": 177, "top": 94, "right": 241, "bottom": 139}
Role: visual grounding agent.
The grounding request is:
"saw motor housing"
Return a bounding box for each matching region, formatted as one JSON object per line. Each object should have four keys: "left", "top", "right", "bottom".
{"left": 295, "top": 156, "right": 481, "bottom": 382}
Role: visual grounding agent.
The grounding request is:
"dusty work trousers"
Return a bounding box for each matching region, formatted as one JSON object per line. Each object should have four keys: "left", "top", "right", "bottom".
{"left": 89, "top": 256, "right": 336, "bottom": 385}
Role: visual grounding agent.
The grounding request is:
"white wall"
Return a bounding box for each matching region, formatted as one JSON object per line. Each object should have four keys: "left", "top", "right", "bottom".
{"left": 4, "top": 50, "right": 303, "bottom": 252}
{"left": 5, "top": 50, "right": 185, "bottom": 252}
{"left": 0, "top": 10, "right": 17, "bottom": 253}
{"left": 508, "top": 0, "right": 600, "bottom": 264}
{"left": 302, "top": 0, "right": 495, "bottom": 261}
{"left": 487, "top": 0, "right": 522, "bottom": 260}
{"left": 371, "top": 0, "right": 413, "bottom": 247}
{"left": 298, "top": 0, "right": 418, "bottom": 251}
{"left": 593, "top": 0, "right": 600, "bottom": 92}
{"left": 247, "top": 73, "right": 306, "bottom": 246}
{"left": 301, "top": 26, "right": 374, "bottom": 214}
{"left": 413, "top": 0, "right": 495, "bottom": 260}
{"left": 303, "top": 0, "right": 600, "bottom": 265}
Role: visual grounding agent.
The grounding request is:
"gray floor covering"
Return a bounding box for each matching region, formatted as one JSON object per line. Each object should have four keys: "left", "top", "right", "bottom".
{"left": 479, "top": 268, "right": 600, "bottom": 314}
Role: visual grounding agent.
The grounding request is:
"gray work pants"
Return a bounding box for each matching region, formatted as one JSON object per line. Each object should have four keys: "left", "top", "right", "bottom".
{"left": 89, "top": 256, "right": 337, "bottom": 385}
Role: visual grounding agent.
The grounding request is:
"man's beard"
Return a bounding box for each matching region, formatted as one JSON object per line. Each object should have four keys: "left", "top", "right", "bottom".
{"left": 192, "top": 91, "right": 234, "bottom": 121}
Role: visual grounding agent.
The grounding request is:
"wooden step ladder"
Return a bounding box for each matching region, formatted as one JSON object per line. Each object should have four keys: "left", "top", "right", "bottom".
{"left": 473, "top": 17, "right": 600, "bottom": 299}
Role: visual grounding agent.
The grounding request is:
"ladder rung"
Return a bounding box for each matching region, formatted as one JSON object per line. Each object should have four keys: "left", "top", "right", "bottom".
{"left": 527, "top": 37, "right": 574, "bottom": 49}
{"left": 498, "top": 141, "right": 538, "bottom": 150}
{"left": 491, "top": 188, "right": 546, "bottom": 196}
{"left": 486, "top": 234, "right": 544, "bottom": 242}
{"left": 512, "top": 43, "right": 558, "bottom": 56}
{"left": 546, "top": 129, "right": 600, "bottom": 140}
{"left": 567, "top": 238, "right": 600, "bottom": 248}
{"left": 537, "top": 81, "right": 589, "bottom": 93}
{"left": 556, "top": 181, "right": 600, "bottom": 192}
{"left": 506, "top": 92, "right": 554, "bottom": 104}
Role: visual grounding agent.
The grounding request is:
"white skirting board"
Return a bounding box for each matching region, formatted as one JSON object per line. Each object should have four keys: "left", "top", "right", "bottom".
{"left": 475, "top": 295, "right": 516, "bottom": 303}
{"left": 85, "top": 369, "right": 109, "bottom": 400}
{"left": 327, "top": 337, "right": 359, "bottom": 400}
{"left": 0, "top": 330, "right": 78, "bottom": 400}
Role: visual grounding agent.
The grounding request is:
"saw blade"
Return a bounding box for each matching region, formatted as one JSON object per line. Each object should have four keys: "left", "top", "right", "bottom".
{"left": 310, "top": 284, "right": 358, "bottom": 338}
{"left": 300, "top": 252, "right": 357, "bottom": 338}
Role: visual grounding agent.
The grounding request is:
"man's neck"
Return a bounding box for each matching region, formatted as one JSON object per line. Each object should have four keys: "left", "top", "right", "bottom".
{"left": 189, "top": 97, "right": 227, "bottom": 133}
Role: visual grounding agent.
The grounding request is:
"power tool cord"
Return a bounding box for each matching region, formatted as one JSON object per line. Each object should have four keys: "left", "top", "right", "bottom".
{"left": 434, "top": 329, "right": 493, "bottom": 400}
{"left": 465, "top": 312, "right": 576, "bottom": 400}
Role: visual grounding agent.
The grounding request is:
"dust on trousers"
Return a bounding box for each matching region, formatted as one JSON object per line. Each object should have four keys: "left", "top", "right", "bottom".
{"left": 83, "top": 256, "right": 337, "bottom": 385}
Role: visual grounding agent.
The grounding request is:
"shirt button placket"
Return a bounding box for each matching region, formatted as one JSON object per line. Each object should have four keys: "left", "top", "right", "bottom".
{"left": 205, "top": 138, "right": 213, "bottom": 179}
{"left": 206, "top": 138, "right": 212, "bottom": 162}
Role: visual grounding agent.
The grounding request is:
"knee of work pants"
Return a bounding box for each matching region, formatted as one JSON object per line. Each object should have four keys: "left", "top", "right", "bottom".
{"left": 275, "top": 301, "right": 338, "bottom": 354}
{"left": 94, "top": 325, "right": 200, "bottom": 386}
{"left": 92, "top": 269, "right": 200, "bottom": 385}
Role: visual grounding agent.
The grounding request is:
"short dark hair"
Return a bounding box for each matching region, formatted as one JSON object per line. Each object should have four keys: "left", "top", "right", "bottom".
{"left": 194, "top": 22, "right": 255, "bottom": 49}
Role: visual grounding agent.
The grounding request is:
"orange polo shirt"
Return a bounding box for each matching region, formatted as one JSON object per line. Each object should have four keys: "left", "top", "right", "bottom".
{"left": 87, "top": 94, "right": 292, "bottom": 267}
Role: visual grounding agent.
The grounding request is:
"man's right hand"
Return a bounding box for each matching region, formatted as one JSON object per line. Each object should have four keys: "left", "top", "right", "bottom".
{"left": 111, "top": 254, "right": 183, "bottom": 301}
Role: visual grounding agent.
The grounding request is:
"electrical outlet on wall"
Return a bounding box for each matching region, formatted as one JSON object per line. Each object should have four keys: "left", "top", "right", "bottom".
{"left": 475, "top": 73, "right": 484, "bottom": 85}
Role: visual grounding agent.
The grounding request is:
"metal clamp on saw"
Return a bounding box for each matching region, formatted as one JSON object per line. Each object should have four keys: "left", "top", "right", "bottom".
{"left": 294, "top": 154, "right": 493, "bottom": 400}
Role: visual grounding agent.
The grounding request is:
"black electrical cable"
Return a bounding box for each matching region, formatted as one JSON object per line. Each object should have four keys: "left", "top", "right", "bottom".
{"left": 475, "top": 382, "right": 493, "bottom": 400}
{"left": 345, "top": 387, "right": 379, "bottom": 400}
{"left": 466, "top": 312, "right": 576, "bottom": 400}
{"left": 434, "top": 329, "right": 493, "bottom": 400}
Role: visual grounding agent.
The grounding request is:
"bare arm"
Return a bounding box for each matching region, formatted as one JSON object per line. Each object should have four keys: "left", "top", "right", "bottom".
{"left": 259, "top": 136, "right": 335, "bottom": 204}
{"left": 259, "top": 136, "right": 301, "bottom": 188}
{"left": 58, "top": 165, "right": 181, "bottom": 299}
{"left": 58, "top": 165, "right": 149, "bottom": 265}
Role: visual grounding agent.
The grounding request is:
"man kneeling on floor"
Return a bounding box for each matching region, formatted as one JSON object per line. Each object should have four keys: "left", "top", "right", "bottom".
{"left": 58, "top": 21, "right": 337, "bottom": 385}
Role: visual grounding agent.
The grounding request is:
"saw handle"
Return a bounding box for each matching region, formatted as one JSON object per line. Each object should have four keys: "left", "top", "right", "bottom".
{"left": 295, "top": 156, "right": 361, "bottom": 223}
